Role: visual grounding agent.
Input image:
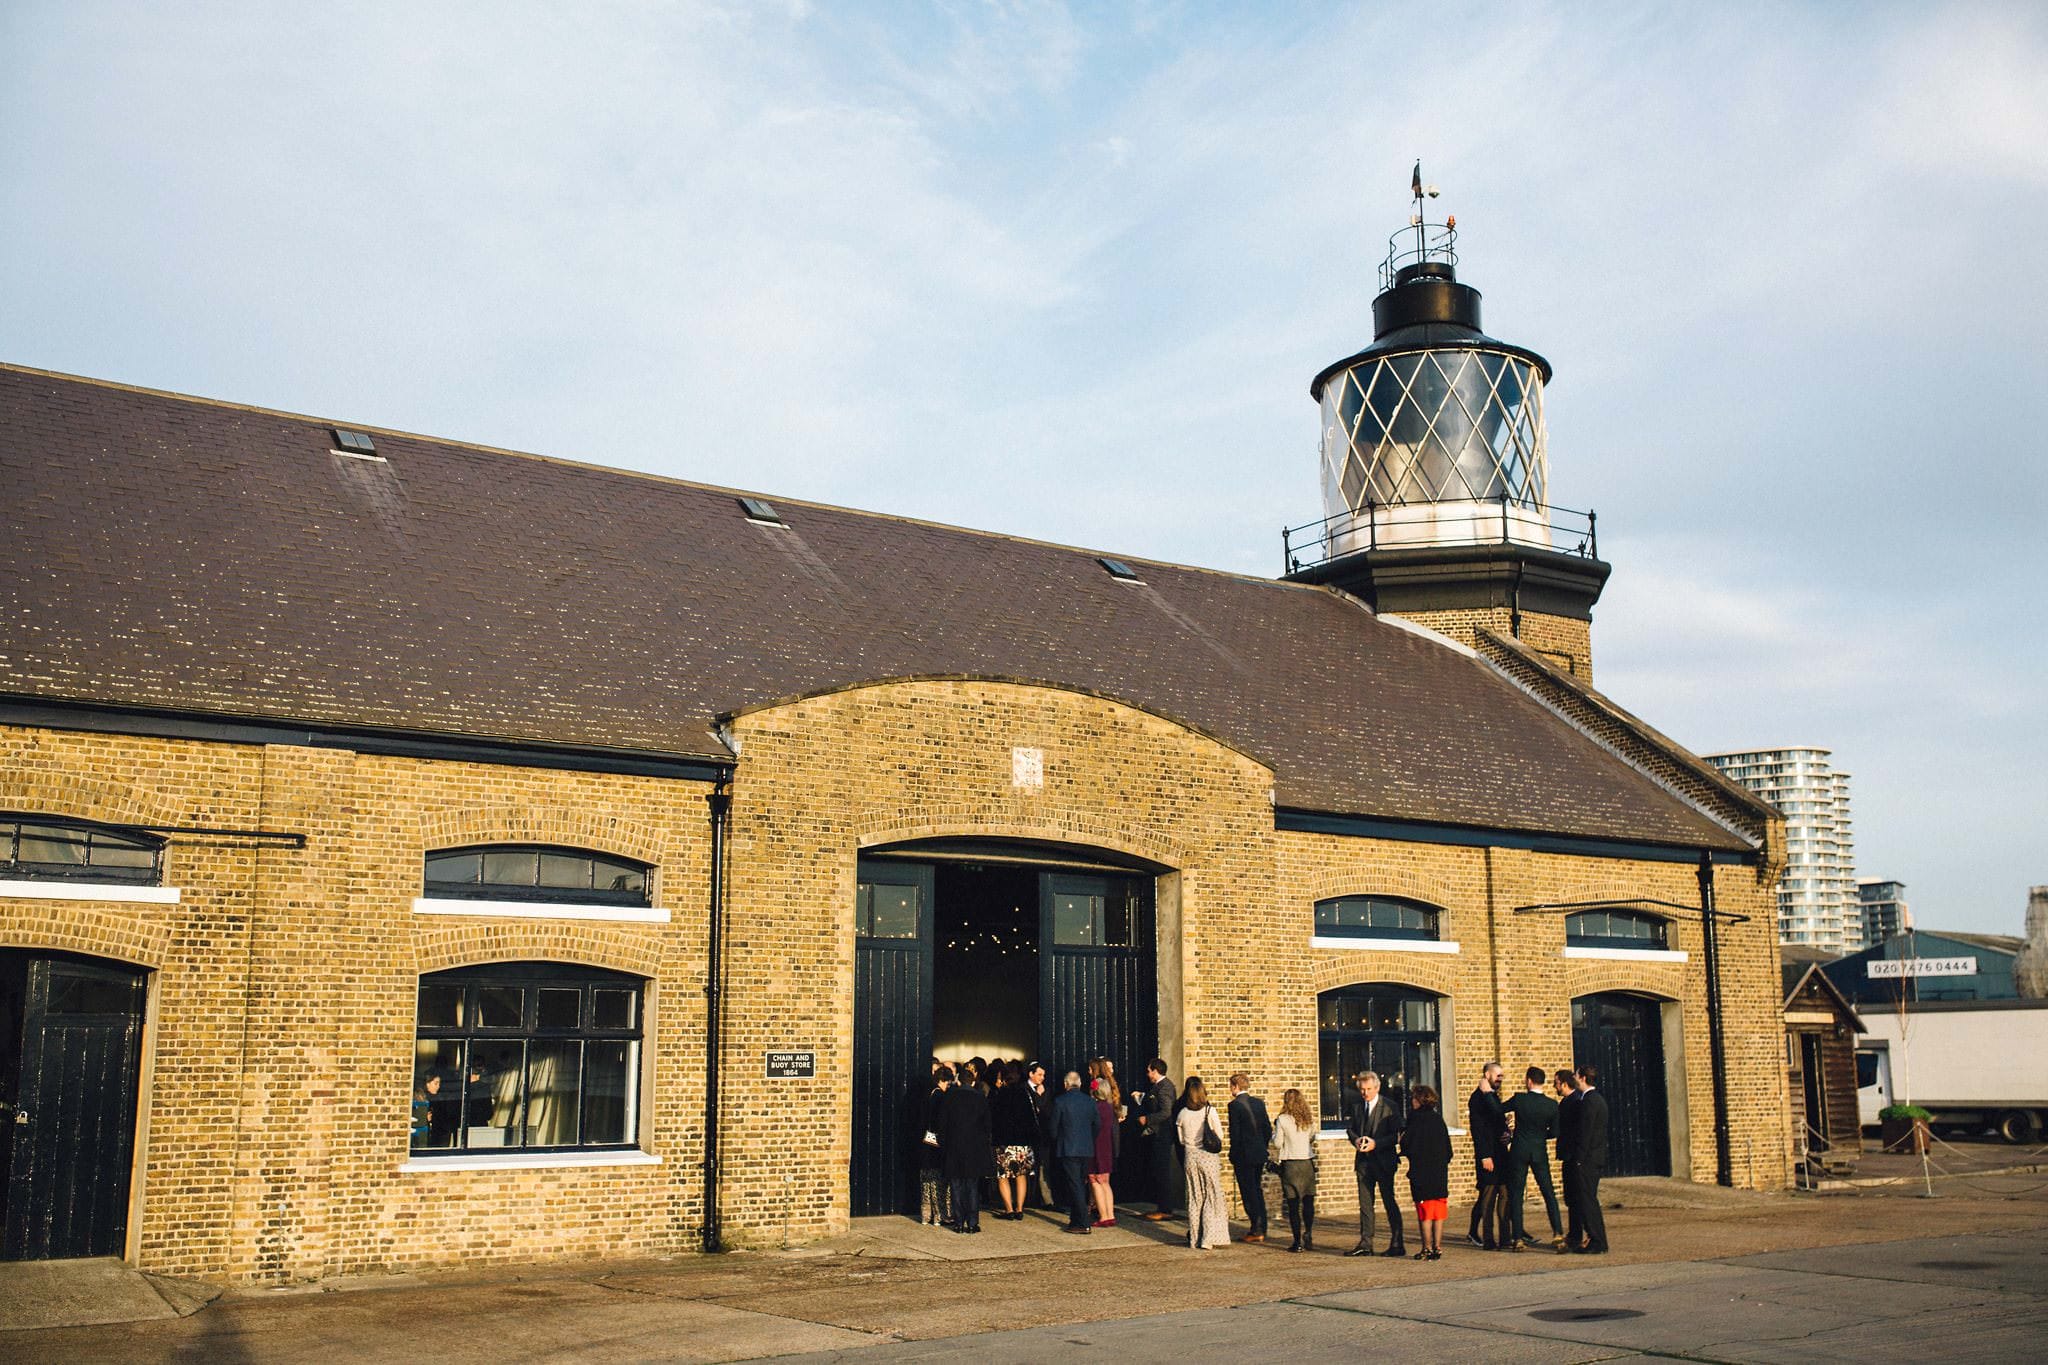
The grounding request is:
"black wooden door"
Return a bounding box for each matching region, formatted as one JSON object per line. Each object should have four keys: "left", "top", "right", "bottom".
{"left": 1570, "top": 992, "right": 1670, "bottom": 1177}
{"left": 850, "top": 860, "right": 934, "bottom": 1218}
{"left": 1798, "top": 1032, "right": 1829, "bottom": 1151}
{"left": 2, "top": 954, "right": 147, "bottom": 1260}
{"left": 1038, "top": 873, "right": 1156, "bottom": 1085}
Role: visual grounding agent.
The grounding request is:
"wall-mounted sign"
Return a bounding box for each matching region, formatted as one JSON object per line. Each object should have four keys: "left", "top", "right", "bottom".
{"left": 1012, "top": 746, "right": 1044, "bottom": 789}
{"left": 1868, "top": 957, "right": 1977, "bottom": 979}
{"left": 766, "top": 1050, "right": 817, "bottom": 1078}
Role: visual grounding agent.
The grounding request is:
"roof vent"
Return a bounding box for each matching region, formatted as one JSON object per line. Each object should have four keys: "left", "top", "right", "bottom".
{"left": 331, "top": 428, "right": 379, "bottom": 457}
{"left": 737, "top": 496, "right": 784, "bottom": 526}
{"left": 1098, "top": 556, "right": 1143, "bottom": 583}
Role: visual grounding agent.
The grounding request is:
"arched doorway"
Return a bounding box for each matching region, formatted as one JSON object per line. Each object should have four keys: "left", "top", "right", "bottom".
{"left": 1, "top": 951, "right": 149, "bottom": 1259}
{"left": 850, "top": 838, "right": 1164, "bottom": 1218}
{"left": 1570, "top": 991, "right": 1671, "bottom": 1177}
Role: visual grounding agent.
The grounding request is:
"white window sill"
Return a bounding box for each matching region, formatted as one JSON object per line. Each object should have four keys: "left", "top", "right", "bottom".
{"left": 1312, "top": 935, "right": 1460, "bottom": 954}
{"left": 400, "top": 1150, "right": 660, "bottom": 1173}
{"left": 412, "top": 897, "right": 670, "bottom": 923}
{"left": 1563, "top": 945, "right": 1688, "bottom": 963}
{"left": 0, "top": 879, "right": 180, "bottom": 905}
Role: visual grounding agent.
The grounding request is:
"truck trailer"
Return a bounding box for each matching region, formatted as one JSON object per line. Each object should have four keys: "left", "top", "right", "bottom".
{"left": 1855, "top": 998, "right": 2048, "bottom": 1143}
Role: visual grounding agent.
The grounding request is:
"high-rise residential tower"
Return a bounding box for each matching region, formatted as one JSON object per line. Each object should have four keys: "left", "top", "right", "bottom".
{"left": 1856, "top": 879, "right": 1911, "bottom": 947}
{"left": 1704, "top": 747, "right": 1858, "bottom": 951}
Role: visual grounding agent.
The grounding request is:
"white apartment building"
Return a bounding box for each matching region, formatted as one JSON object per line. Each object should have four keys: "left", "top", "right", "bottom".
{"left": 1704, "top": 746, "right": 1858, "bottom": 952}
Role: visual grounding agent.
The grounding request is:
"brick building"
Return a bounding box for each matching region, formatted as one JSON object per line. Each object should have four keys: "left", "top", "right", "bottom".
{"left": 0, "top": 216, "right": 1789, "bottom": 1281}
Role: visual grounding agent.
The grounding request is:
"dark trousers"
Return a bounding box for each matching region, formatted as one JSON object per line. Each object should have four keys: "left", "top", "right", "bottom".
{"left": 1562, "top": 1161, "right": 1606, "bottom": 1250}
{"left": 1232, "top": 1159, "right": 1268, "bottom": 1236}
{"left": 1355, "top": 1162, "right": 1404, "bottom": 1247}
{"left": 949, "top": 1176, "right": 982, "bottom": 1231}
{"left": 1060, "top": 1156, "right": 1093, "bottom": 1228}
{"left": 1148, "top": 1136, "right": 1180, "bottom": 1215}
{"left": 1507, "top": 1153, "right": 1562, "bottom": 1240}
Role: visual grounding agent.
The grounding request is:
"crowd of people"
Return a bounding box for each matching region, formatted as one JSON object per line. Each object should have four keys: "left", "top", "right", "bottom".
{"left": 912, "top": 1055, "right": 1614, "bottom": 1258}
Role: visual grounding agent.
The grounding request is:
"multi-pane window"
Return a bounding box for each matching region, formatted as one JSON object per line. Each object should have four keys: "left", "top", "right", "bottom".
{"left": 423, "top": 845, "right": 650, "bottom": 906}
{"left": 1051, "top": 881, "right": 1138, "bottom": 947}
{"left": 411, "top": 962, "right": 643, "bottom": 1154}
{"left": 855, "top": 880, "right": 921, "bottom": 939}
{"left": 1314, "top": 895, "right": 1440, "bottom": 941}
{"left": 1565, "top": 909, "right": 1670, "bottom": 950}
{"left": 0, "top": 813, "right": 163, "bottom": 884}
{"left": 1317, "top": 985, "right": 1440, "bottom": 1129}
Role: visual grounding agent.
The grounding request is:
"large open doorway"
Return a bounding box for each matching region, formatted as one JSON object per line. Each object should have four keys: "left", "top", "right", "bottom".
{"left": 1, "top": 950, "right": 148, "bottom": 1260}
{"left": 850, "top": 841, "right": 1161, "bottom": 1218}
{"left": 1571, "top": 991, "right": 1672, "bottom": 1177}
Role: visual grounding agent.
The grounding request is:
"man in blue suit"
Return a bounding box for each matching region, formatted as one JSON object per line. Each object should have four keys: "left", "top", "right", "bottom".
{"left": 1047, "top": 1070, "right": 1101, "bottom": 1234}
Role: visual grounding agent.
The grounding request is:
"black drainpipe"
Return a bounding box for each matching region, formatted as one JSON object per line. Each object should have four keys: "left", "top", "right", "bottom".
{"left": 702, "top": 771, "right": 734, "bottom": 1252}
{"left": 1698, "top": 852, "right": 1733, "bottom": 1187}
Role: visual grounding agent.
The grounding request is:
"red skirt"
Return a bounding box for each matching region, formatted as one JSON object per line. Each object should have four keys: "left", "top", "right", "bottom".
{"left": 1415, "top": 1197, "right": 1448, "bottom": 1221}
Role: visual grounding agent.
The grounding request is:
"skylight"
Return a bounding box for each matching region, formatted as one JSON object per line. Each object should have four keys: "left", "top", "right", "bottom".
{"left": 737, "top": 497, "right": 784, "bottom": 525}
{"left": 332, "top": 428, "right": 378, "bottom": 456}
{"left": 1098, "top": 557, "right": 1143, "bottom": 582}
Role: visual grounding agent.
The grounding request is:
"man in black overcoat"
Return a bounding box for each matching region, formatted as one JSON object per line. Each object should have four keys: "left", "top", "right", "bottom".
{"left": 935, "top": 1074, "right": 994, "bottom": 1234}
{"left": 1226, "top": 1072, "right": 1273, "bottom": 1242}
{"left": 1563, "top": 1062, "right": 1610, "bottom": 1254}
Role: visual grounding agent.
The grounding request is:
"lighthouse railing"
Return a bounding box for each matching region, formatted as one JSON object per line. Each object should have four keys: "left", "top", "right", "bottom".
{"left": 1283, "top": 495, "right": 1599, "bottom": 576}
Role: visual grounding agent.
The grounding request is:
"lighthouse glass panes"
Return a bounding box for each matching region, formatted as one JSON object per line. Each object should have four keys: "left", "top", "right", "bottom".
{"left": 1319, "top": 348, "right": 1548, "bottom": 549}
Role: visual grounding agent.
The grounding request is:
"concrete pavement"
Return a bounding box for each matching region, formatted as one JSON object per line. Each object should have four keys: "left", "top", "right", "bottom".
{"left": 5, "top": 1173, "right": 2044, "bottom": 1362}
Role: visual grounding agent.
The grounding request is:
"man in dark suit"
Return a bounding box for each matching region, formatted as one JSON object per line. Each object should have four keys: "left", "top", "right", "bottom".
{"left": 1554, "top": 1068, "right": 1583, "bottom": 1251}
{"left": 1226, "top": 1072, "right": 1273, "bottom": 1243}
{"left": 1138, "top": 1059, "right": 1180, "bottom": 1220}
{"left": 1466, "top": 1062, "right": 1510, "bottom": 1249}
{"left": 1502, "top": 1065, "right": 1563, "bottom": 1250}
{"left": 935, "top": 1071, "right": 993, "bottom": 1233}
{"left": 1025, "top": 1060, "right": 1055, "bottom": 1210}
{"left": 1564, "top": 1062, "right": 1610, "bottom": 1254}
{"left": 1345, "top": 1069, "right": 1406, "bottom": 1257}
{"left": 1046, "top": 1070, "right": 1101, "bottom": 1234}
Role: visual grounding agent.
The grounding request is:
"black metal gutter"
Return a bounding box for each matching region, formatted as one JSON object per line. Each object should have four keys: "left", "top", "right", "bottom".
{"left": 0, "top": 694, "right": 732, "bottom": 782}
{"left": 1698, "top": 852, "right": 1733, "bottom": 1186}
{"left": 701, "top": 776, "right": 733, "bottom": 1252}
{"left": 1275, "top": 808, "right": 1757, "bottom": 866}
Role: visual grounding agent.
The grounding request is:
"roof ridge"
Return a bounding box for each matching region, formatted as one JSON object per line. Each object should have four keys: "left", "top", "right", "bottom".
{"left": 0, "top": 359, "right": 1318, "bottom": 595}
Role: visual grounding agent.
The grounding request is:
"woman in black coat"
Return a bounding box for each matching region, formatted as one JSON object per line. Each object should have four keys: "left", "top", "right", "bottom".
{"left": 936, "top": 1075, "right": 995, "bottom": 1233}
{"left": 1400, "top": 1084, "right": 1452, "bottom": 1261}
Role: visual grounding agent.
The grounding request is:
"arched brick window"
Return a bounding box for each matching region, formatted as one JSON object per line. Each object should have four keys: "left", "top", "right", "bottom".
{"left": 411, "top": 961, "right": 644, "bottom": 1154}
{"left": 1316, "top": 983, "right": 1442, "bottom": 1129}
{"left": 423, "top": 844, "right": 650, "bottom": 907}
{"left": 0, "top": 813, "right": 163, "bottom": 885}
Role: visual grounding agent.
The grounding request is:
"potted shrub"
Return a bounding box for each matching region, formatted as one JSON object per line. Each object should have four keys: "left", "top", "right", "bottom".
{"left": 1879, "top": 1103, "right": 1932, "bottom": 1154}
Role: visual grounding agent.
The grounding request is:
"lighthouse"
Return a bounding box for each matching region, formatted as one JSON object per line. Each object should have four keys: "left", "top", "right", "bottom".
{"left": 1284, "top": 169, "right": 1609, "bottom": 678}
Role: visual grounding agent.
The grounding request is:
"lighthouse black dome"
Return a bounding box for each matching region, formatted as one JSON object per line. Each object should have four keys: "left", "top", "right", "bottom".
{"left": 1310, "top": 259, "right": 1552, "bottom": 401}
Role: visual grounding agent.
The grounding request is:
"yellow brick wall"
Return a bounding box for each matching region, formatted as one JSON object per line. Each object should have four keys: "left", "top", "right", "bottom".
{"left": 3, "top": 681, "right": 1786, "bottom": 1278}
{"left": 1, "top": 725, "right": 717, "bottom": 1282}
{"left": 1393, "top": 606, "right": 1593, "bottom": 680}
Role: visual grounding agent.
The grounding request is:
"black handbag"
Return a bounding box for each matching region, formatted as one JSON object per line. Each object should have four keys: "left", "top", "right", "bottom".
{"left": 1201, "top": 1118, "right": 1222, "bottom": 1154}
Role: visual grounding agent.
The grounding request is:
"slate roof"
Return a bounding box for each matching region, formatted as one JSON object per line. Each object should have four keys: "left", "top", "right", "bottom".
{"left": 0, "top": 363, "right": 1750, "bottom": 852}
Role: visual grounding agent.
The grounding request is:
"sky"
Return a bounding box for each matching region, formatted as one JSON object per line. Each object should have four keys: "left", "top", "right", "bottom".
{"left": 2, "top": 2, "right": 2042, "bottom": 935}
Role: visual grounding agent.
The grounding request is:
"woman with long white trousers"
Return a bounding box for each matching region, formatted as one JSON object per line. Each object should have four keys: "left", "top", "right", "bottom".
{"left": 1176, "top": 1076, "right": 1231, "bottom": 1250}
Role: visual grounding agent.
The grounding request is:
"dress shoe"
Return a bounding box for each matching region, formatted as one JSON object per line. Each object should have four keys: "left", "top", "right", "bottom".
{"left": 1504, "top": 1241, "right": 1522, "bottom": 1252}
{"left": 1411, "top": 1249, "right": 1428, "bottom": 1260}
{"left": 1061, "top": 1225, "right": 1091, "bottom": 1235}
{"left": 1244, "top": 1233, "right": 1264, "bottom": 1243}
{"left": 1425, "top": 1249, "right": 1441, "bottom": 1261}
{"left": 1343, "top": 1244, "right": 1372, "bottom": 1258}
{"left": 1378, "top": 1244, "right": 1406, "bottom": 1258}
{"left": 1143, "top": 1211, "right": 1171, "bottom": 1222}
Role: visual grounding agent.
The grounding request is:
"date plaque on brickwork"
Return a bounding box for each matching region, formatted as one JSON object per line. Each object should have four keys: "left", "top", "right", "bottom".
{"left": 766, "top": 1050, "right": 817, "bottom": 1078}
